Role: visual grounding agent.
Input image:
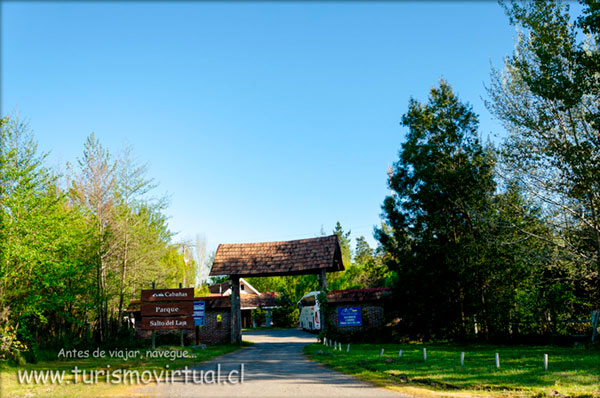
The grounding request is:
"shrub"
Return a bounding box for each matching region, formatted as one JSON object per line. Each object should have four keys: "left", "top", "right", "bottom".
{"left": 0, "top": 324, "right": 27, "bottom": 363}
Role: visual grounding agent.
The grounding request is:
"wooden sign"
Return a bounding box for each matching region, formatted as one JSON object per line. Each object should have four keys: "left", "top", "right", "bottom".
{"left": 141, "top": 288, "right": 195, "bottom": 302}
{"left": 141, "top": 316, "right": 195, "bottom": 330}
{"left": 141, "top": 302, "right": 193, "bottom": 317}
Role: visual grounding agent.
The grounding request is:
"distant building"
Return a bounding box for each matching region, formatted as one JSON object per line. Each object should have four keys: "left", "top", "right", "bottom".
{"left": 209, "top": 278, "right": 279, "bottom": 328}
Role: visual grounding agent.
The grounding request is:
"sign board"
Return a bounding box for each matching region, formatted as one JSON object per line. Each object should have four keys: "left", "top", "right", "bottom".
{"left": 338, "top": 307, "right": 362, "bottom": 326}
{"left": 193, "top": 301, "right": 205, "bottom": 327}
{"left": 141, "top": 302, "right": 193, "bottom": 317}
{"left": 141, "top": 288, "right": 195, "bottom": 302}
{"left": 141, "top": 316, "right": 195, "bottom": 330}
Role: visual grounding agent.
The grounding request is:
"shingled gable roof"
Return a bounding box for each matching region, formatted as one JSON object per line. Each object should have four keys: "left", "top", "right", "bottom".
{"left": 209, "top": 235, "right": 345, "bottom": 277}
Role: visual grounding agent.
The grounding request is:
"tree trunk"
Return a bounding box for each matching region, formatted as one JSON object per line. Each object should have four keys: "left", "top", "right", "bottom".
{"left": 117, "top": 231, "right": 129, "bottom": 333}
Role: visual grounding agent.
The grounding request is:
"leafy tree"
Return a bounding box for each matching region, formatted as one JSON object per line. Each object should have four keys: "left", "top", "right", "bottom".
{"left": 328, "top": 222, "right": 367, "bottom": 290}
{"left": 376, "top": 80, "right": 497, "bottom": 339}
{"left": 69, "top": 133, "right": 117, "bottom": 341}
{"left": 333, "top": 221, "right": 351, "bottom": 266}
{"left": 487, "top": 0, "right": 600, "bottom": 337}
{"left": 113, "top": 143, "right": 163, "bottom": 330}
{"left": 354, "top": 236, "right": 389, "bottom": 288}
{"left": 354, "top": 236, "right": 373, "bottom": 265}
{"left": 1, "top": 117, "right": 197, "bottom": 350}
{"left": 0, "top": 117, "right": 94, "bottom": 349}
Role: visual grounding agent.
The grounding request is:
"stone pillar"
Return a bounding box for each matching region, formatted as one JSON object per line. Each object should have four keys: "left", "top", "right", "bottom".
{"left": 320, "top": 268, "right": 327, "bottom": 291}
{"left": 230, "top": 276, "right": 242, "bottom": 344}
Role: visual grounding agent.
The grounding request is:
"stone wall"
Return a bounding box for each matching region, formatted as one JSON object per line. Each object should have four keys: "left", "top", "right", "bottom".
{"left": 195, "top": 309, "right": 231, "bottom": 344}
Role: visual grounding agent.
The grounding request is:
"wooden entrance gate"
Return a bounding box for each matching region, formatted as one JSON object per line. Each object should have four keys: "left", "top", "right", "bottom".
{"left": 209, "top": 235, "right": 345, "bottom": 343}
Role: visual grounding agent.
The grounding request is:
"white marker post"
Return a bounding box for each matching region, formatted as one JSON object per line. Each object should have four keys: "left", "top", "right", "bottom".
{"left": 495, "top": 353, "right": 500, "bottom": 368}
{"left": 324, "top": 338, "right": 327, "bottom": 346}
{"left": 460, "top": 352, "right": 465, "bottom": 366}
{"left": 544, "top": 354, "right": 548, "bottom": 371}
{"left": 339, "top": 342, "right": 342, "bottom": 351}
{"left": 347, "top": 343, "right": 350, "bottom": 353}
{"left": 379, "top": 348, "right": 384, "bottom": 358}
{"left": 398, "top": 349, "right": 403, "bottom": 359}
{"left": 423, "top": 348, "right": 427, "bottom": 361}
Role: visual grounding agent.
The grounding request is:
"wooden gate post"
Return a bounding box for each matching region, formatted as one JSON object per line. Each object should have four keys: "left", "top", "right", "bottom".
{"left": 231, "top": 276, "right": 242, "bottom": 344}
{"left": 320, "top": 268, "right": 327, "bottom": 290}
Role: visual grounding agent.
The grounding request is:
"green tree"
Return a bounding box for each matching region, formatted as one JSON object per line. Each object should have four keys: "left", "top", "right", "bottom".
{"left": 113, "top": 143, "right": 162, "bottom": 330}
{"left": 0, "top": 117, "right": 94, "bottom": 349}
{"left": 333, "top": 221, "right": 351, "bottom": 267}
{"left": 487, "top": 0, "right": 600, "bottom": 338}
{"left": 354, "top": 236, "right": 373, "bottom": 266}
{"left": 376, "top": 81, "right": 497, "bottom": 339}
{"left": 70, "top": 133, "right": 116, "bottom": 342}
{"left": 328, "top": 222, "right": 362, "bottom": 290}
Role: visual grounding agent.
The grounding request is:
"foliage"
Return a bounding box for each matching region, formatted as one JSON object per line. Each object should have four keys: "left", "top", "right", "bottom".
{"left": 271, "top": 293, "right": 298, "bottom": 328}
{"left": 316, "top": 289, "right": 331, "bottom": 342}
{"left": 251, "top": 307, "right": 266, "bottom": 327}
{"left": 487, "top": 0, "right": 600, "bottom": 337}
{"left": 0, "top": 324, "right": 26, "bottom": 362}
{"left": 0, "top": 117, "right": 96, "bottom": 350}
{"left": 246, "top": 222, "right": 390, "bottom": 325}
{"left": 376, "top": 81, "right": 498, "bottom": 340}
{"left": 0, "top": 117, "right": 193, "bottom": 352}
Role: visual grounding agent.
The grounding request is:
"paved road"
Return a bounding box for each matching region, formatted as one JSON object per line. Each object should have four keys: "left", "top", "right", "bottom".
{"left": 140, "top": 328, "right": 403, "bottom": 397}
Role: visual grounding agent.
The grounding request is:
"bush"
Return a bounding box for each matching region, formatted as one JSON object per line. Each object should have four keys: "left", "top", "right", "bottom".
{"left": 0, "top": 324, "right": 27, "bottom": 363}
{"left": 272, "top": 294, "right": 298, "bottom": 327}
{"left": 251, "top": 308, "right": 266, "bottom": 327}
{"left": 317, "top": 290, "right": 331, "bottom": 342}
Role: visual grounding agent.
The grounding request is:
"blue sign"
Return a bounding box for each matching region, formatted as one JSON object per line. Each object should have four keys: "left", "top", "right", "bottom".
{"left": 193, "top": 301, "right": 205, "bottom": 327}
{"left": 338, "top": 307, "right": 362, "bottom": 326}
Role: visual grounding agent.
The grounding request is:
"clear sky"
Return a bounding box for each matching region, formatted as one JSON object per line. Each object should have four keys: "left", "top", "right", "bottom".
{"left": 2, "top": 1, "right": 519, "bottom": 251}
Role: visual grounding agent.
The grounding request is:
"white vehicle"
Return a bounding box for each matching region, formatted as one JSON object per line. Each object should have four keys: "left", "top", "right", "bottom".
{"left": 297, "top": 291, "right": 321, "bottom": 331}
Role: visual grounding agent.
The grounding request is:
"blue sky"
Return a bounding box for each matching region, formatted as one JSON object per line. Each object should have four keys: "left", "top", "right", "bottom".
{"left": 2, "top": 1, "right": 519, "bottom": 251}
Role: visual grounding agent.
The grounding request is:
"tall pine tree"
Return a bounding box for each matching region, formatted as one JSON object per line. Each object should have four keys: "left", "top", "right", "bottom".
{"left": 376, "top": 81, "right": 496, "bottom": 339}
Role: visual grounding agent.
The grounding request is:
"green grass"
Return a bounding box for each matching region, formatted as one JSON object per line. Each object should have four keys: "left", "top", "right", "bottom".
{"left": 1, "top": 342, "right": 249, "bottom": 398}
{"left": 304, "top": 342, "right": 600, "bottom": 398}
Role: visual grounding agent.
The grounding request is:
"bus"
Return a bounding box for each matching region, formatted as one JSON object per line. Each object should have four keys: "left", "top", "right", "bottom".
{"left": 297, "top": 291, "right": 321, "bottom": 331}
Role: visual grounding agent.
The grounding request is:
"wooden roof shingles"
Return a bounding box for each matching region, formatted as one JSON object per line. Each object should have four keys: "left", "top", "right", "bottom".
{"left": 209, "top": 235, "right": 344, "bottom": 277}
{"left": 240, "top": 293, "right": 279, "bottom": 310}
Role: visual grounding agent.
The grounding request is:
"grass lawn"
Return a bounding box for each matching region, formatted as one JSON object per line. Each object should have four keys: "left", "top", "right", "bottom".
{"left": 1, "top": 342, "right": 249, "bottom": 398}
{"left": 304, "top": 342, "right": 600, "bottom": 398}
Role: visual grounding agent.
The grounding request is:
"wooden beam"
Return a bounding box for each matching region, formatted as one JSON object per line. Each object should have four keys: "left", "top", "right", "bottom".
{"left": 320, "top": 268, "right": 327, "bottom": 290}
{"left": 230, "top": 276, "right": 242, "bottom": 344}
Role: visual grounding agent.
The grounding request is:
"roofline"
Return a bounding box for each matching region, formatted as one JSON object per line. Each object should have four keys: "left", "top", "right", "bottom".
{"left": 209, "top": 234, "right": 344, "bottom": 277}
{"left": 239, "top": 277, "right": 261, "bottom": 295}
